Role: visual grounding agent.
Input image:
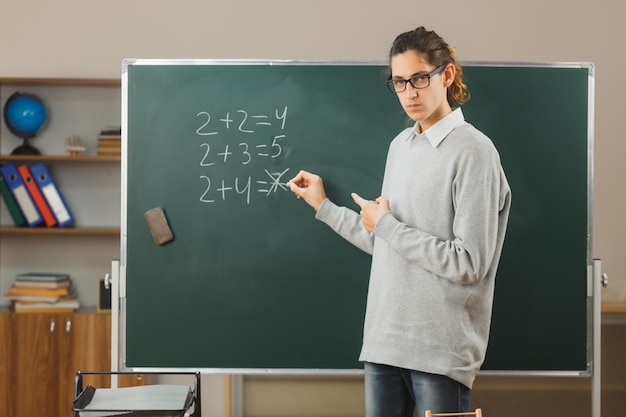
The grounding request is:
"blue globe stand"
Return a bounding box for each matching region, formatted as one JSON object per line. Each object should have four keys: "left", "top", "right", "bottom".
{"left": 10, "top": 138, "right": 40, "bottom": 155}
{"left": 3, "top": 92, "right": 47, "bottom": 155}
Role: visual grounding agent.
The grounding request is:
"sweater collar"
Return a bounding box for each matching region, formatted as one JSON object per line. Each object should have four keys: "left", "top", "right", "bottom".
{"left": 413, "top": 108, "right": 466, "bottom": 148}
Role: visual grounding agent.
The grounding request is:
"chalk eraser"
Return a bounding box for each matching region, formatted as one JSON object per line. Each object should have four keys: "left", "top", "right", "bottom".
{"left": 144, "top": 207, "right": 174, "bottom": 245}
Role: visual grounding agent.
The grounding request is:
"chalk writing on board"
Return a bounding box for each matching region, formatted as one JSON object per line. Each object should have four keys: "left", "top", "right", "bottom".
{"left": 198, "top": 169, "right": 291, "bottom": 205}
{"left": 196, "top": 107, "right": 290, "bottom": 204}
{"left": 199, "top": 135, "right": 286, "bottom": 166}
{"left": 196, "top": 107, "right": 288, "bottom": 135}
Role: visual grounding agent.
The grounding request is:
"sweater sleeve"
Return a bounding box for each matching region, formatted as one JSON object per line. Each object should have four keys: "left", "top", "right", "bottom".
{"left": 315, "top": 198, "right": 375, "bottom": 255}
{"left": 374, "top": 141, "right": 511, "bottom": 284}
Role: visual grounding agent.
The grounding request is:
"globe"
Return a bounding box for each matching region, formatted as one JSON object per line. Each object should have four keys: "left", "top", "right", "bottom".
{"left": 3, "top": 92, "right": 47, "bottom": 154}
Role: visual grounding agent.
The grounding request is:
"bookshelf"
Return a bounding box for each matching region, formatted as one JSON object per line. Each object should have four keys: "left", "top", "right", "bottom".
{"left": 0, "top": 155, "right": 120, "bottom": 162}
{"left": 0, "top": 155, "right": 120, "bottom": 235}
{"left": 0, "top": 226, "right": 119, "bottom": 235}
{"left": 0, "top": 77, "right": 121, "bottom": 309}
{"left": 0, "top": 76, "right": 123, "bottom": 414}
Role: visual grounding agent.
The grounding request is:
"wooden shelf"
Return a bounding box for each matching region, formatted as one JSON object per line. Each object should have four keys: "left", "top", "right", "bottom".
{"left": 0, "top": 156, "right": 120, "bottom": 235}
{"left": 0, "top": 155, "right": 120, "bottom": 162}
{"left": 0, "top": 76, "right": 122, "bottom": 326}
{"left": 602, "top": 302, "right": 626, "bottom": 314}
{"left": 0, "top": 227, "right": 119, "bottom": 235}
{"left": 0, "top": 77, "right": 120, "bottom": 86}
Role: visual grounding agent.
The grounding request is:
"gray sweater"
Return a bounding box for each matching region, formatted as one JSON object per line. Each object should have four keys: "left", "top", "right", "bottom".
{"left": 316, "top": 109, "right": 511, "bottom": 389}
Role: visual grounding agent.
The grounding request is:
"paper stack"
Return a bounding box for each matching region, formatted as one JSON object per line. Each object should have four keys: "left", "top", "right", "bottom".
{"left": 97, "top": 126, "right": 121, "bottom": 157}
{"left": 73, "top": 384, "right": 194, "bottom": 417}
{"left": 4, "top": 272, "right": 79, "bottom": 312}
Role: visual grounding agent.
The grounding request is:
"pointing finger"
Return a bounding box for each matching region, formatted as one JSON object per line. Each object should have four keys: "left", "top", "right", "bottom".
{"left": 351, "top": 192, "right": 368, "bottom": 208}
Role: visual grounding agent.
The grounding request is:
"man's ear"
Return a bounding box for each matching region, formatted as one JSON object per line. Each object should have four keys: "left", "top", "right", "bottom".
{"left": 443, "top": 63, "right": 456, "bottom": 88}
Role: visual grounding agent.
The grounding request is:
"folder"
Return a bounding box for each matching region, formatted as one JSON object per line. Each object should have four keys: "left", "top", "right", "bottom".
{"left": 0, "top": 163, "right": 42, "bottom": 227}
{"left": 0, "top": 169, "right": 26, "bottom": 226}
{"left": 17, "top": 164, "right": 56, "bottom": 227}
{"left": 30, "top": 163, "right": 74, "bottom": 227}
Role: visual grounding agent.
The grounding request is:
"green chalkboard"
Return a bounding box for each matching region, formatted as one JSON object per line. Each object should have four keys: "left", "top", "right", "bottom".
{"left": 122, "top": 61, "right": 592, "bottom": 373}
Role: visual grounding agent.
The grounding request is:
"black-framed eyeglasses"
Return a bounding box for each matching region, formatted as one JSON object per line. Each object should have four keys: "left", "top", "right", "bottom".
{"left": 385, "top": 64, "right": 446, "bottom": 93}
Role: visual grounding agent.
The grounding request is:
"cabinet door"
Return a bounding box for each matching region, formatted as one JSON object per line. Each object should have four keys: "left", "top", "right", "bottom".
{"left": 11, "top": 312, "right": 73, "bottom": 417}
{"left": 64, "top": 312, "right": 111, "bottom": 414}
{"left": 69, "top": 313, "right": 145, "bottom": 391}
{"left": 10, "top": 311, "right": 143, "bottom": 417}
{"left": 0, "top": 313, "right": 11, "bottom": 417}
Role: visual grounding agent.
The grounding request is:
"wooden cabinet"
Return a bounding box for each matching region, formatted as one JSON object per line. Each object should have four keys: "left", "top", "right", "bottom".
{"left": 1, "top": 310, "right": 141, "bottom": 417}
{"left": 0, "top": 311, "right": 10, "bottom": 417}
{"left": 11, "top": 312, "right": 74, "bottom": 416}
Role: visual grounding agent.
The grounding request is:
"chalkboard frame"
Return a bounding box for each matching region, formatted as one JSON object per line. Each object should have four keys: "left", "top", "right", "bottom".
{"left": 119, "top": 59, "right": 595, "bottom": 376}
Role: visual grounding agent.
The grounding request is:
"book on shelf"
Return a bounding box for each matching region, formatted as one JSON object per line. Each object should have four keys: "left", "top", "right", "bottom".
{"left": 97, "top": 138, "right": 122, "bottom": 146}
{"left": 97, "top": 139, "right": 121, "bottom": 157}
{"left": 11, "top": 297, "right": 80, "bottom": 313}
{"left": 6, "top": 294, "right": 67, "bottom": 303}
{"left": 4, "top": 285, "right": 72, "bottom": 302}
{"left": 12, "top": 306, "right": 75, "bottom": 313}
{"left": 3, "top": 272, "right": 76, "bottom": 308}
{"left": 14, "top": 279, "right": 72, "bottom": 289}
{"left": 98, "top": 125, "right": 121, "bottom": 140}
{"left": 97, "top": 125, "right": 121, "bottom": 157}
{"left": 16, "top": 272, "right": 70, "bottom": 282}
{"left": 5, "top": 285, "right": 71, "bottom": 298}
{"left": 4, "top": 290, "right": 75, "bottom": 307}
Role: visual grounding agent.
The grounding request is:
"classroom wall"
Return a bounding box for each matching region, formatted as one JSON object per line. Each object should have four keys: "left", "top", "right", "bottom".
{"left": 1, "top": 0, "right": 623, "bottom": 302}
{"left": 1, "top": 0, "right": 625, "bottom": 416}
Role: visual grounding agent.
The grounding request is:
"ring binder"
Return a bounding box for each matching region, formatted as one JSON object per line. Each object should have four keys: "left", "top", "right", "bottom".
{"left": 0, "top": 163, "right": 42, "bottom": 227}
{"left": 18, "top": 164, "right": 57, "bottom": 227}
{"left": 0, "top": 169, "right": 26, "bottom": 226}
{"left": 30, "top": 162, "right": 74, "bottom": 227}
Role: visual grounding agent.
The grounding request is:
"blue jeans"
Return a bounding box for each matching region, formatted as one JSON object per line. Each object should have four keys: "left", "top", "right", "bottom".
{"left": 364, "top": 362, "right": 470, "bottom": 417}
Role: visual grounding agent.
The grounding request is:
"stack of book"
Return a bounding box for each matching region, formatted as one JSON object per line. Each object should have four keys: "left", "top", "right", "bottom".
{"left": 4, "top": 272, "right": 80, "bottom": 313}
{"left": 0, "top": 162, "right": 74, "bottom": 228}
{"left": 97, "top": 126, "right": 121, "bottom": 156}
